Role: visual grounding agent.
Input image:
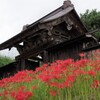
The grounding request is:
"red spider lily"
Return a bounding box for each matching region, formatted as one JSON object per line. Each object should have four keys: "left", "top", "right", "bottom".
{"left": 0, "top": 78, "right": 11, "bottom": 88}
{"left": 15, "top": 91, "right": 25, "bottom": 100}
{"left": 90, "top": 60, "right": 100, "bottom": 67}
{"left": 18, "top": 86, "right": 25, "bottom": 91}
{"left": 95, "top": 67, "right": 100, "bottom": 71}
{"left": 87, "top": 70, "right": 96, "bottom": 76}
{"left": 49, "top": 90, "right": 57, "bottom": 96}
{"left": 11, "top": 90, "right": 16, "bottom": 98}
{"left": 66, "top": 75, "right": 75, "bottom": 83}
{"left": 25, "top": 91, "right": 33, "bottom": 98}
{"left": 63, "top": 59, "right": 73, "bottom": 66}
{"left": 49, "top": 82, "right": 58, "bottom": 87}
{"left": 11, "top": 90, "right": 33, "bottom": 100}
{"left": 42, "top": 64, "right": 48, "bottom": 68}
{"left": 38, "top": 75, "right": 51, "bottom": 82}
{"left": 1, "top": 55, "right": 100, "bottom": 99}
{"left": 64, "top": 81, "right": 72, "bottom": 87}
{"left": 31, "top": 86, "right": 37, "bottom": 90}
{"left": 51, "top": 73, "right": 61, "bottom": 79}
{"left": 2, "top": 90, "right": 10, "bottom": 96}
{"left": 79, "top": 53, "right": 85, "bottom": 58}
{"left": 73, "top": 69, "right": 86, "bottom": 76}
{"left": 0, "top": 93, "right": 3, "bottom": 96}
{"left": 49, "top": 82, "right": 68, "bottom": 89}
{"left": 74, "top": 59, "right": 89, "bottom": 68}
{"left": 36, "top": 64, "right": 48, "bottom": 72}
{"left": 64, "top": 75, "right": 76, "bottom": 88}
{"left": 56, "top": 82, "right": 66, "bottom": 89}
{"left": 91, "top": 80, "right": 100, "bottom": 88}
{"left": 0, "top": 70, "right": 35, "bottom": 89}
{"left": 55, "top": 59, "right": 73, "bottom": 67}
{"left": 0, "top": 81, "right": 6, "bottom": 88}
{"left": 52, "top": 65, "right": 66, "bottom": 74}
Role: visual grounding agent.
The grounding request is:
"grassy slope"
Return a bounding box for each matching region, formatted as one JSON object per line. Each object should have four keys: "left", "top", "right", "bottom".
{"left": 0, "top": 55, "right": 14, "bottom": 67}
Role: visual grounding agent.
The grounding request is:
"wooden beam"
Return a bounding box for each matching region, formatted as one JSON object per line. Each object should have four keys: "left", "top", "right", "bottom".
{"left": 0, "top": 26, "right": 43, "bottom": 50}
{"left": 82, "top": 44, "right": 100, "bottom": 52}
{"left": 15, "top": 41, "right": 54, "bottom": 61}
{"left": 29, "top": 57, "right": 43, "bottom": 61}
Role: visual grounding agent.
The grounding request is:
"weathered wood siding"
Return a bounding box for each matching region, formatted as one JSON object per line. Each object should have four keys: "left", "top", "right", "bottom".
{"left": 0, "top": 60, "right": 39, "bottom": 79}
{"left": 0, "top": 62, "right": 17, "bottom": 79}
{"left": 47, "top": 42, "right": 83, "bottom": 63}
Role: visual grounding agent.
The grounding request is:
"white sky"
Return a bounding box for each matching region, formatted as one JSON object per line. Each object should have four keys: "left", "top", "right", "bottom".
{"left": 0, "top": 0, "right": 100, "bottom": 58}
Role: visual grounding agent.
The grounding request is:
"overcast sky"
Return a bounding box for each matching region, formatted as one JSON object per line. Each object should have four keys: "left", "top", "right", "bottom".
{"left": 0, "top": 0, "right": 100, "bottom": 57}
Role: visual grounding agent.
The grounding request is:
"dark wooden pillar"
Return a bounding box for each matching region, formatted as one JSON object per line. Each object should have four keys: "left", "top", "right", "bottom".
{"left": 43, "top": 50, "right": 48, "bottom": 63}
{"left": 20, "top": 59, "right": 26, "bottom": 70}
{"left": 16, "top": 59, "right": 26, "bottom": 71}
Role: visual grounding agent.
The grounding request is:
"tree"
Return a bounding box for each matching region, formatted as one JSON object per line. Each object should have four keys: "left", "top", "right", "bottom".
{"left": 80, "top": 9, "right": 100, "bottom": 31}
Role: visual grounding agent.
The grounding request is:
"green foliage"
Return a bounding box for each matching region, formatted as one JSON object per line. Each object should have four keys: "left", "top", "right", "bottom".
{"left": 80, "top": 9, "right": 100, "bottom": 38}
{"left": 80, "top": 9, "right": 100, "bottom": 30}
{"left": 93, "top": 31, "right": 100, "bottom": 38}
{"left": 0, "top": 55, "right": 14, "bottom": 67}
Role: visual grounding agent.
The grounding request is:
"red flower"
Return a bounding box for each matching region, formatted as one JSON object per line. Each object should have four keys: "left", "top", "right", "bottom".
{"left": 87, "top": 70, "right": 96, "bottom": 76}
{"left": 15, "top": 91, "right": 25, "bottom": 100}
{"left": 73, "top": 69, "right": 86, "bottom": 76}
{"left": 49, "top": 90, "right": 57, "bottom": 96}
{"left": 66, "top": 75, "right": 75, "bottom": 83}
{"left": 32, "top": 86, "right": 37, "bottom": 90}
{"left": 11, "top": 91, "right": 16, "bottom": 98}
{"left": 49, "top": 82, "right": 58, "bottom": 87}
{"left": 25, "top": 91, "right": 33, "bottom": 98}
{"left": 74, "top": 59, "right": 89, "bottom": 68}
{"left": 18, "top": 86, "right": 25, "bottom": 91}
{"left": 38, "top": 75, "right": 51, "bottom": 82}
{"left": 64, "top": 75, "right": 75, "bottom": 88}
{"left": 0, "top": 93, "right": 3, "bottom": 96}
{"left": 11, "top": 90, "right": 33, "bottom": 100}
{"left": 91, "top": 80, "right": 100, "bottom": 88}
{"left": 79, "top": 53, "right": 85, "bottom": 58}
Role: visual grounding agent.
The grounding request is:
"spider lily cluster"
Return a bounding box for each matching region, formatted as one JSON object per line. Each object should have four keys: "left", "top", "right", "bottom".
{"left": 0, "top": 50, "right": 100, "bottom": 100}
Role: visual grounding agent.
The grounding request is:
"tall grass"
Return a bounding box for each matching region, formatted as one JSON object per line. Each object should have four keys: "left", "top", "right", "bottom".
{"left": 0, "top": 50, "right": 100, "bottom": 100}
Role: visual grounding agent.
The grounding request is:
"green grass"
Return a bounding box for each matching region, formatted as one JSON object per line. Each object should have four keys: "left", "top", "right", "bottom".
{"left": 0, "top": 55, "right": 14, "bottom": 67}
